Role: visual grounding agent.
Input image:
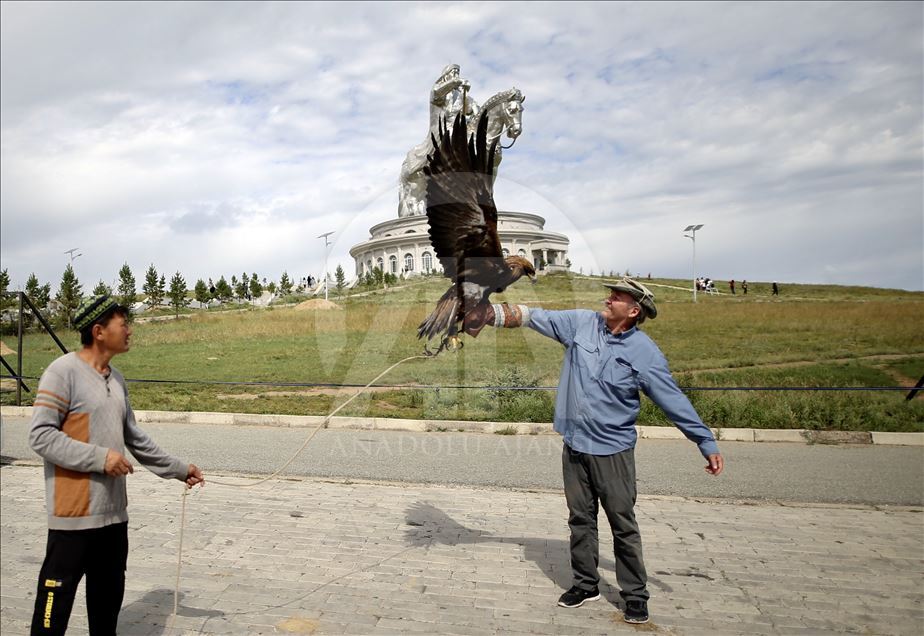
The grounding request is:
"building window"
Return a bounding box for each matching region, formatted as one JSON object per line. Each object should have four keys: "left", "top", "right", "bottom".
{"left": 376, "top": 257, "right": 384, "bottom": 271}
{"left": 389, "top": 255, "right": 398, "bottom": 274}
{"left": 404, "top": 253, "right": 414, "bottom": 272}
{"left": 502, "top": 248, "right": 509, "bottom": 258}
{"left": 517, "top": 249, "right": 526, "bottom": 257}
{"left": 367, "top": 260, "right": 373, "bottom": 274}
{"left": 422, "top": 251, "right": 433, "bottom": 272}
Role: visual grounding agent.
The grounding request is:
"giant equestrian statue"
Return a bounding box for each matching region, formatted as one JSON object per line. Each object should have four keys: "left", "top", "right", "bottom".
{"left": 399, "top": 64, "right": 525, "bottom": 217}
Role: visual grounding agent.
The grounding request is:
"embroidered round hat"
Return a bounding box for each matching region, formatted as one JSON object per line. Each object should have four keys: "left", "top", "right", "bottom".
{"left": 602, "top": 277, "right": 658, "bottom": 323}
{"left": 73, "top": 295, "right": 121, "bottom": 332}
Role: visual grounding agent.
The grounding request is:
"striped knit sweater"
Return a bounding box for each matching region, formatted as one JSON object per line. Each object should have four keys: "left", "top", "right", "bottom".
{"left": 29, "top": 352, "right": 188, "bottom": 530}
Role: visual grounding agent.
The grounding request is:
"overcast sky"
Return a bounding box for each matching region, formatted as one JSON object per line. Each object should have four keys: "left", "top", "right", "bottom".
{"left": 1, "top": 1, "right": 921, "bottom": 293}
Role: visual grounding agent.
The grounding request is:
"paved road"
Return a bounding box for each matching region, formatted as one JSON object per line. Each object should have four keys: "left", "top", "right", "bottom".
{"left": 2, "top": 464, "right": 922, "bottom": 635}
{"left": 3, "top": 416, "right": 922, "bottom": 506}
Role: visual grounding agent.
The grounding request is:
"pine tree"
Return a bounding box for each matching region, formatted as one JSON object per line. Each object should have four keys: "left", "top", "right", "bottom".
{"left": 0, "top": 269, "right": 10, "bottom": 313}
{"left": 278, "top": 271, "right": 293, "bottom": 296}
{"left": 157, "top": 274, "right": 166, "bottom": 304}
{"left": 168, "top": 272, "right": 190, "bottom": 318}
{"left": 215, "top": 276, "right": 232, "bottom": 303}
{"left": 56, "top": 265, "right": 82, "bottom": 328}
{"left": 143, "top": 264, "right": 161, "bottom": 307}
{"left": 334, "top": 265, "right": 345, "bottom": 298}
{"left": 0, "top": 269, "right": 12, "bottom": 320}
{"left": 249, "top": 273, "right": 263, "bottom": 301}
{"left": 117, "top": 263, "right": 137, "bottom": 310}
{"left": 25, "top": 274, "right": 51, "bottom": 311}
{"left": 23, "top": 274, "right": 47, "bottom": 327}
{"left": 92, "top": 280, "right": 112, "bottom": 296}
{"left": 234, "top": 273, "right": 248, "bottom": 301}
{"left": 194, "top": 279, "right": 210, "bottom": 305}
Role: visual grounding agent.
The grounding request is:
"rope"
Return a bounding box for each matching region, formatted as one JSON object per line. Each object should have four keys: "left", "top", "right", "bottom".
{"left": 168, "top": 488, "right": 188, "bottom": 632}
{"left": 165, "top": 353, "right": 428, "bottom": 632}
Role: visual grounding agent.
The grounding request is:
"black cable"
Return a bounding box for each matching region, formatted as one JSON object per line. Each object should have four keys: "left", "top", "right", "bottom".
{"left": 0, "top": 374, "right": 917, "bottom": 392}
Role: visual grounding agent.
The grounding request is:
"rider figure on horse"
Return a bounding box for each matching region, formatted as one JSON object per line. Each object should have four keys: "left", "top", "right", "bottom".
{"left": 430, "top": 64, "right": 479, "bottom": 140}
{"left": 400, "top": 64, "right": 523, "bottom": 218}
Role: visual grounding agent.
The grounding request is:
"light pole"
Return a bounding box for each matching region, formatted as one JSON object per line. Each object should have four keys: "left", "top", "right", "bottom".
{"left": 683, "top": 224, "right": 704, "bottom": 303}
{"left": 317, "top": 232, "right": 334, "bottom": 301}
{"left": 64, "top": 247, "right": 82, "bottom": 267}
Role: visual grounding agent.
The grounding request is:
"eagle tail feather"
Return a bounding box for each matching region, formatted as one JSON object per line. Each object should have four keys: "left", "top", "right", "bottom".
{"left": 417, "top": 285, "right": 461, "bottom": 341}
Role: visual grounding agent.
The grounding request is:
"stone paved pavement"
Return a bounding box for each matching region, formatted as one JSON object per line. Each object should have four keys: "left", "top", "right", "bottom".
{"left": 1, "top": 464, "right": 922, "bottom": 635}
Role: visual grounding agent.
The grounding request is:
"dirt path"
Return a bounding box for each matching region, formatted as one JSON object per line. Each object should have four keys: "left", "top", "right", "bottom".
{"left": 216, "top": 386, "right": 412, "bottom": 400}
{"left": 688, "top": 352, "right": 924, "bottom": 376}
{"left": 212, "top": 353, "right": 923, "bottom": 400}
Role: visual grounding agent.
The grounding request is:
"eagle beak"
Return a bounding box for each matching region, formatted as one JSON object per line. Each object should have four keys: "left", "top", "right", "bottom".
{"left": 530, "top": 275, "right": 538, "bottom": 285}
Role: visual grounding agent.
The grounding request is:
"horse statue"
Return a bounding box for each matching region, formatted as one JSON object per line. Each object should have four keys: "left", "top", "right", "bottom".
{"left": 399, "top": 87, "right": 525, "bottom": 217}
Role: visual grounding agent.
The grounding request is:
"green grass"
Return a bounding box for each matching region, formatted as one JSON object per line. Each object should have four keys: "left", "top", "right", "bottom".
{"left": 2, "top": 274, "right": 922, "bottom": 431}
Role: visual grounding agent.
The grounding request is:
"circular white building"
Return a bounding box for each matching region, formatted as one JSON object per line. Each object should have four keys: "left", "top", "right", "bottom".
{"left": 349, "top": 210, "right": 570, "bottom": 278}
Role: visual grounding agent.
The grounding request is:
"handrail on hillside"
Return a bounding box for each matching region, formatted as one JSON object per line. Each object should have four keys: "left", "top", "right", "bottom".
{"left": 1, "top": 291, "right": 68, "bottom": 406}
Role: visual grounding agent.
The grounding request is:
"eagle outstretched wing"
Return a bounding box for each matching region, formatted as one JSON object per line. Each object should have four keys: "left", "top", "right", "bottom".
{"left": 423, "top": 111, "right": 505, "bottom": 282}
{"left": 417, "top": 110, "right": 536, "bottom": 350}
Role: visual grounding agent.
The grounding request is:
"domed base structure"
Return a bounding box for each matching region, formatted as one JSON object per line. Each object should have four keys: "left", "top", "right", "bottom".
{"left": 349, "top": 211, "right": 570, "bottom": 279}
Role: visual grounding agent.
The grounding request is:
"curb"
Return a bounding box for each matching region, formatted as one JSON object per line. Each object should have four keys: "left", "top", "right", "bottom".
{"left": 2, "top": 406, "right": 922, "bottom": 446}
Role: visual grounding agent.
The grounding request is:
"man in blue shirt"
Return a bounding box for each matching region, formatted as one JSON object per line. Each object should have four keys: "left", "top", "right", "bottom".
{"left": 465, "top": 277, "right": 724, "bottom": 624}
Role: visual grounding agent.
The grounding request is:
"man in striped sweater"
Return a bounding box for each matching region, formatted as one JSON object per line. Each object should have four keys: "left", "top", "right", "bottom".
{"left": 29, "top": 295, "right": 203, "bottom": 635}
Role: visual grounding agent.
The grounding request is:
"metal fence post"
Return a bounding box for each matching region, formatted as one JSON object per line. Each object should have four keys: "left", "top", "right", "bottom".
{"left": 16, "top": 291, "right": 24, "bottom": 406}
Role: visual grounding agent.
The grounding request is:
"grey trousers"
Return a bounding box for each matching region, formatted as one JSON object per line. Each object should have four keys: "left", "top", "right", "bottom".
{"left": 562, "top": 444, "right": 649, "bottom": 602}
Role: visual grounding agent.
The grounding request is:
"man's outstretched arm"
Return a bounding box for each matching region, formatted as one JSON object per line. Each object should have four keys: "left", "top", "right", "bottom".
{"left": 464, "top": 303, "right": 581, "bottom": 346}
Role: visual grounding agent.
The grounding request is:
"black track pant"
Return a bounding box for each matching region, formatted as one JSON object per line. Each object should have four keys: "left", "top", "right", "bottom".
{"left": 31, "top": 522, "right": 128, "bottom": 636}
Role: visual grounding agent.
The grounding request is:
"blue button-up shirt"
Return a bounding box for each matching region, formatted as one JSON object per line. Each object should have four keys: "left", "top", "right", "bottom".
{"left": 528, "top": 308, "right": 719, "bottom": 458}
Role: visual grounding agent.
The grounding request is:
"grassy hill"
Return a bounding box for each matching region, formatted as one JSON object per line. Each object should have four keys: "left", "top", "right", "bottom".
{"left": 2, "top": 274, "right": 922, "bottom": 431}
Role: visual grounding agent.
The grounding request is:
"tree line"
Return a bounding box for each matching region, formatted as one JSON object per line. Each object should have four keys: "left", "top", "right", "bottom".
{"left": 0, "top": 264, "right": 322, "bottom": 330}
{"left": 1, "top": 260, "right": 422, "bottom": 334}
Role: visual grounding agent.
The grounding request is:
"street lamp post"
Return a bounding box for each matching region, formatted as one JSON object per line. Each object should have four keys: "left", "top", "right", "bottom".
{"left": 683, "top": 224, "right": 704, "bottom": 303}
{"left": 317, "top": 232, "right": 334, "bottom": 301}
{"left": 64, "top": 247, "right": 82, "bottom": 267}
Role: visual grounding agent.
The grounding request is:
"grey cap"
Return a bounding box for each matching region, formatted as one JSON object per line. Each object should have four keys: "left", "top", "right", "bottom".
{"left": 603, "top": 277, "right": 657, "bottom": 323}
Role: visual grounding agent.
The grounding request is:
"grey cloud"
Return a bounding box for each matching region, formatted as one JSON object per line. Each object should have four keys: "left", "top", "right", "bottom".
{"left": 1, "top": 1, "right": 921, "bottom": 291}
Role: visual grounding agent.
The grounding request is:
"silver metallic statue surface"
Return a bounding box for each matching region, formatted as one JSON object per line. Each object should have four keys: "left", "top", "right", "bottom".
{"left": 399, "top": 64, "right": 525, "bottom": 217}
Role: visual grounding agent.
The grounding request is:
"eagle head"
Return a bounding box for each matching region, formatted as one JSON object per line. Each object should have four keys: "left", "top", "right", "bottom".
{"left": 504, "top": 255, "right": 537, "bottom": 283}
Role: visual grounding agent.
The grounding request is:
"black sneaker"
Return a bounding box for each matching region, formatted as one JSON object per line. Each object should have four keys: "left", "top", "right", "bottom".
{"left": 624, "top": 600, "right": 649, "bottom": 624}
{"left": 557, "top": 586, "right": 601, "bottom": 608}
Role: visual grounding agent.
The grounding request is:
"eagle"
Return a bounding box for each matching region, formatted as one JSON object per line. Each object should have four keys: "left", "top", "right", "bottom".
{"left": 417, "top": 110, "right": 536, "bottom": 354}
